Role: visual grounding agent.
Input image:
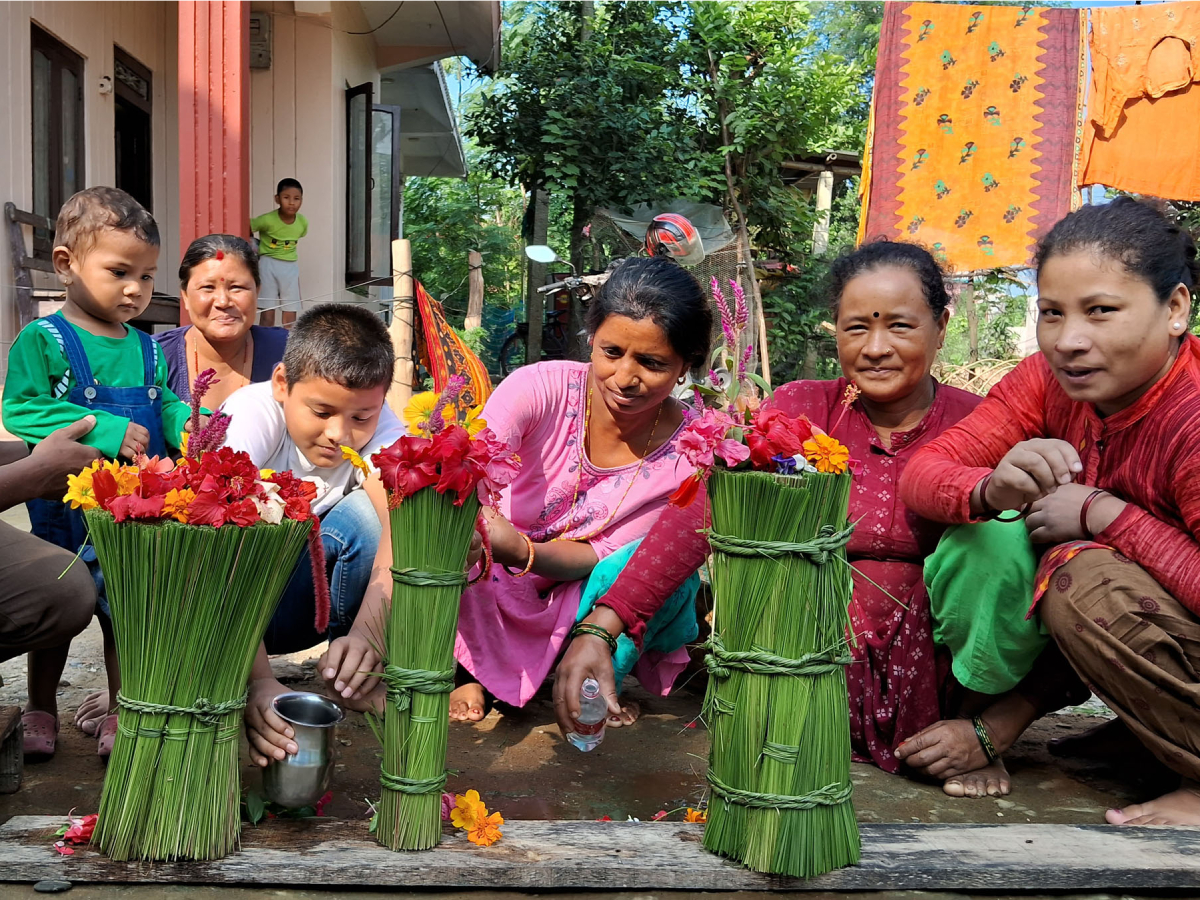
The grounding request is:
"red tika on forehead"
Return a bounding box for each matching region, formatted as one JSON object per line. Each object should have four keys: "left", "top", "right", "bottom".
{"left": 215, "top": 250, "right": 224, "bottom": 261}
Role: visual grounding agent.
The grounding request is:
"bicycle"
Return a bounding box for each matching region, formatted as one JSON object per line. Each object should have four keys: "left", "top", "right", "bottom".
{"left": 499, "top": 264, "right": 608, "bottom": 376}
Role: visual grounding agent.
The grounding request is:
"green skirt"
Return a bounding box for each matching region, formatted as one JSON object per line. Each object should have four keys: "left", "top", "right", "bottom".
{"left": 924, "top": 519, "right": 1048, "bottom": 696}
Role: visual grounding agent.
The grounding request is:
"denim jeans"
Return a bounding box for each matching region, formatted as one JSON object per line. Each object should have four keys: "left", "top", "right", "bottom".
{"left": 264, "top": 488, "right": 381, "bottom": 654}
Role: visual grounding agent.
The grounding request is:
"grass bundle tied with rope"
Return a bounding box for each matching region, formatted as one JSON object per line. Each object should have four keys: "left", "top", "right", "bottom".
{"left": 90, "top": 513, "right": 312, "bottom": 860}
{"left": 371, "top": 486, "right": 479, "bottom": 851}
{"left": 367, "top": 374, "right": 519, "bottom": 851}
{"left": 702, "top": 466, "right": 860, "bottom": 879}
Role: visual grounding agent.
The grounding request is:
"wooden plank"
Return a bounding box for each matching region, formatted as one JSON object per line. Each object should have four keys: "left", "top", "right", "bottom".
{"left": 2, "top": 817, "right": 1200, "bottom": 891}
{"left": 0, "top": 708, "right": 20, "bottom": 794}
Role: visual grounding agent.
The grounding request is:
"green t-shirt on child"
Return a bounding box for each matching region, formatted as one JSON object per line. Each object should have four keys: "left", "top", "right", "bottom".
{"left": 250, "top": 210, "right": 308, "bottom": 262}
{"left": 2, "top": 312, "right": 192, "bottom": 459}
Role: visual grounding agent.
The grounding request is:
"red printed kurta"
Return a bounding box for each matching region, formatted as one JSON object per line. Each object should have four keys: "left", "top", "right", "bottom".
{"left": 899, "top": 335, "right": 1200, "bottom": 617}
{"left": 602, "top": 378, "right": 982, "bottom": 772}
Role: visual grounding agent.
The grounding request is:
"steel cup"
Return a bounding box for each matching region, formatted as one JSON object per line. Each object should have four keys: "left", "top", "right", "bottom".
{"left": 261, "top": 692, "right": 344, "bottom": 809}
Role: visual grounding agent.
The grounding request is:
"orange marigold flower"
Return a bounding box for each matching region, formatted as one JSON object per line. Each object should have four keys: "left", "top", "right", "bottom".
{"left": 450, "top": 789, "right": 487, "bottom": 832}
{"left": 802, "top": 433, "right": 850, "bottom": 475}
{"left": 467, "top": 810, "right": 504, "bottom": 847}
{"left": 102, "top": 460, "right": 141, "bottom": 496}
{"left": 684, "top": 808, "right": 707, "bottom": 824}
{"left": 163, "top": 488, "right": 196, "bottom": 524}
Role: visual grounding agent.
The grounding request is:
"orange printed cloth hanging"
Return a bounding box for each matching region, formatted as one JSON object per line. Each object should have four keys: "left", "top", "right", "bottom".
{"left": 859, "top": 3, "right": 1085, "bottom": 273}
{"left": 1079, "top": 3, "right": 1200, "bottom": 201}
{"left": 413, "top": 281, "right": 493, "bottom": 416}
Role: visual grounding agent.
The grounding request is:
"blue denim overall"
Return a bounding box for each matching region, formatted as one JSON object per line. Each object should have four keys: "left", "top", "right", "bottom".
{"left": 26, "top": 316, "right": 168, "bottom": 608}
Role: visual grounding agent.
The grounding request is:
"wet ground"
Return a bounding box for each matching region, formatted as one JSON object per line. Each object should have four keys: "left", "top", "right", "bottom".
{"left": 0, "top": 500, "right": 1185, "bottom": 896}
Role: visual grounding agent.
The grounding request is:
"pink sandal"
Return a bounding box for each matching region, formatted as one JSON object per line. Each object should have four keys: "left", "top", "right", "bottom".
{"left": 22, "top": 710, "right": 58, "bottom": 760}
{"left": 97, "top": 714, "right": 118, "bottom": 759}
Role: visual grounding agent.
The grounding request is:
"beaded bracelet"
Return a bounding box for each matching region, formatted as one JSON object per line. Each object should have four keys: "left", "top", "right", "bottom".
{"left": 976, "top": 473, "right": 1031, "bottom": 523}
{"left": 570, "top": 622, "right": 619, "bottom": 655}
{"left": 504, "top": 532, "right": 536, "bottom": 578}
{"left": 972, "top": 715, "right": 999, "bottom": 764}
{"left": 1079, "top": 489, "right": 1105, "bottom": 539}
{"left": 467, "top": 544, "right": 492, "bottom": 587}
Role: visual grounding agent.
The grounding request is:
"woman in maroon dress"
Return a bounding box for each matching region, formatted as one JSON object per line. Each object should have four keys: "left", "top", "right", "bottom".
{"left": 552, "top": 241, "right": 1048, "bottom": 796}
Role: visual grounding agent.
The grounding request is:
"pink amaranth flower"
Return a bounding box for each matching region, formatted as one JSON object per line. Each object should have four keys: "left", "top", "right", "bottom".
{"left": 428, "top": 375, "right": 467, "bottom": 436}
{"left": 190, "top": 368, "right": 219, "bottom": 435}
{"left": 738, "top": 343, "right": 753, "bottom": 382}
{"left": 189, "top": 410, "right": 231, "bottom": 457}
{"left": 731, "top": 279, "right": 748, "bottom": 330}
{"left": 711, "top": 277, "right": 736, "bottom": 348}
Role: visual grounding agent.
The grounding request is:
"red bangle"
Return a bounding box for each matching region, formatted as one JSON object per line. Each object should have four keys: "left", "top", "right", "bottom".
{"left": 977, "top": 472, "right": 1030, "bottom": 522}
{"left": 1079, "top": 489, "right": 1105, "bottom": 539}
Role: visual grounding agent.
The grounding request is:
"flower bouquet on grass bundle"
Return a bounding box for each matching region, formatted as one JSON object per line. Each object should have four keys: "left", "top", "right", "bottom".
{"left": 366, "top": 376, "right": 519, "bottom": 851}
{"left": 673, "top": 279, "right": 861, "bottom": 879}
{"left": 73, "top": 371, "right": 323, "bottom": 861}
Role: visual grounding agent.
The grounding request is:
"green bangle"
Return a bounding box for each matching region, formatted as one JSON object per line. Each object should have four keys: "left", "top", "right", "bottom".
{"left": 571, "top": 622, "right": 618, "bottom": 655}
{"left": 973, "top": 715, "right": 999, "bottom": 764}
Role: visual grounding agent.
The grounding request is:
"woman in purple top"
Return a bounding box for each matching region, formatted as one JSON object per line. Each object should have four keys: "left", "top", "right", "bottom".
{"left": 154, "top": 234, "right": 289, "bottom": 409}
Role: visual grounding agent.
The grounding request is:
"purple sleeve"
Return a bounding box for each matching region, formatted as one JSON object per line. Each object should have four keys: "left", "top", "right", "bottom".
{"left": 152, "top": 327, "right": 191, "bottom": 401}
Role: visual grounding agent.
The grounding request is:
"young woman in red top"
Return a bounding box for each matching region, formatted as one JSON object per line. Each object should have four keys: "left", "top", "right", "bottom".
{"left": 554, "top": 242, "right": 1076, "bottom": 798}
{"left": 900, "top": 197, "right": 1200, "bottom": 825}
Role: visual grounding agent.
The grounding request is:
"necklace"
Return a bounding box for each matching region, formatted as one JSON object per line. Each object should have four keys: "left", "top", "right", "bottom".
{"left": 550, "top": 381, "right": 663, "bottom": 544}
{"left": 190, "top": 328, "right": 252, "bottom": 394}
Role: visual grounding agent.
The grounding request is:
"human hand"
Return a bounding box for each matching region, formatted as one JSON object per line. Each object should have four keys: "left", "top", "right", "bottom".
{"left": 183, "top": 415, "right": 209, "bottom": 433}
{"left": 1026, "top": 484, "right": 1125, "bottom": 544}
{"left": 466, "top": 527, "right": 484, "bottom": 572}
{"left": 27, "top": 416, "right": 101, "bottom": 498}
{"left": 983, "top": 439, "right": 1083, "bottom": 511}
{"left": 481, "top": 506, "right": 524, "bottom": 568}
{"left": 319, "top": 629, "right": 382, "bottom": 700}
{"left": 245, "top": 676, "right": 296, "bottom": 767}
{"left": 552, "top": 619, "right": 622, "bottom": 739}
{"left": 119, "top": 422, "right": 152, "bottom": 461}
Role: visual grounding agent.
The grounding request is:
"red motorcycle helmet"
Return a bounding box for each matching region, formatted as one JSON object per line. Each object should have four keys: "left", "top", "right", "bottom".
{"left": 644, "top": 213, "right": 705, "bottom": 266}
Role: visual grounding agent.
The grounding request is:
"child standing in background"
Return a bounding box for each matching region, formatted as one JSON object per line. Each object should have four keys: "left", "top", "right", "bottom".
{"left": 251, "top": 178, "right": 307, "bottom": 328}
{"left": 2, "top": 186, "right": 195, "bottom": 759}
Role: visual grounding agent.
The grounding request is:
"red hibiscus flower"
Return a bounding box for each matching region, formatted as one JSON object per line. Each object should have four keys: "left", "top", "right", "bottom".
{"left": 188, "top": 490, "right": 229, "bottom": 527}
{"left": 107, "top": 492, "right": 165, "bottom": 522}
{"left": 372, "top": 436, "right": 437, "bottom": 499}
{"left": 284, "top": 495, "right": 313, "bottom": 522}
{"left": 226, "top": 498, "right": 260, "bottom": 527}
{"left": 91, "top": 469, "right": 120, "bottom": 509}
{"left": 746, "top": 408, "right": 815, "bottom": 471}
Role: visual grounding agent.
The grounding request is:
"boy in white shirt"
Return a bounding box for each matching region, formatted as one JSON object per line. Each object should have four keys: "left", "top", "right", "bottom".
{"left": 221, "top": 304, "right": 404, "bottom": 765}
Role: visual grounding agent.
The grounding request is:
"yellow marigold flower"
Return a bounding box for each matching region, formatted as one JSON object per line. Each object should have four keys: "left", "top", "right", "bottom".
{"left": 684, "top": 807, "right": 707, "bottom": 824}
{"left": 403, "top": 391, "right": 450, "bottom": 434}
{"left": 466, "top": 810, "right": 504, "bottom": 847}
{"left": 450, "top": 789, "right": 487, "bottom": 832}
{"left": 340, "top": 445, "right": 371, "bottom": 477}
{"left": 103, "top": 459, "right": 141, "bottom": 496}
{"left": 163, "top": 488, "right": 196, "bottom": 524}
{"left": 64, "top": 468, "right": 98, "bottom": 510}
{"left": 802, "top": 433, "right": 851, "bottom": 475}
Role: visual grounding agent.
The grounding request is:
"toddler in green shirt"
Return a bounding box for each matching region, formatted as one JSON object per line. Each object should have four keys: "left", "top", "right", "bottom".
{"left": 2, "top": 186, "right": 193, "bottom": 758}
{"left": 251, "top": 177, "right": 307, "bottom": 328}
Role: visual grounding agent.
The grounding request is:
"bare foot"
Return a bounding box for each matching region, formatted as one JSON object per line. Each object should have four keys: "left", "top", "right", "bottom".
{"left": 943, "top": 759, "right": 1011, "bottom": 798}
{"left": 449, "top": 682, "right": 486, "bottom": 722}
{"left": 1106, "top": 781, "right": 1200, "bottom": 825}
{"left": 75, "top": 690, "right": 111, "bottom": 736}
{"left": 605, "top": 698, "right": 641, "bottom": 728}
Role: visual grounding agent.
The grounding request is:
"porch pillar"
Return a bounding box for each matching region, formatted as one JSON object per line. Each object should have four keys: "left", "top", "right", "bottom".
{"left": 178, "top": 1, "right": 251, "bottom": 261}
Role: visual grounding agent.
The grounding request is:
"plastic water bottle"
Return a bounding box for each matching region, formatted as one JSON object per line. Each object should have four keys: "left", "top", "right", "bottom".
{"left": 565, "top": 678, "right": 608, "bottom": 752}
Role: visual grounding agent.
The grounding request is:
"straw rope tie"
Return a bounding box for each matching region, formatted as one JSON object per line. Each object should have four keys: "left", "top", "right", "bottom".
{"left": 707, "top": 771, "right": 853, "bottom": 811}
{"left": 704, "top": 635, "right": 851, "bottom": 680}
{"left": 115, "top": 690, "right": 248, "bottom": 726}
{"left": 380, "top": 770, "right": 447, "bottom": 795}
{"left": 390, "top": 566, "right": 467, "bottom": 587}
{"left": 761, "top": 741, "right": 801, "bottom": 765}
{"left": 381, "top": 664, "right": 455, "bottom": 713}
{"left": 702, "top": 522, "right": 855, "bottom": 565}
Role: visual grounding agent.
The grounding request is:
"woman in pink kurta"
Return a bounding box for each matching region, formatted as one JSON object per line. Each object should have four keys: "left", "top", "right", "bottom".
{"left": 452, "top": 256, "right": 713, "bottom": 718}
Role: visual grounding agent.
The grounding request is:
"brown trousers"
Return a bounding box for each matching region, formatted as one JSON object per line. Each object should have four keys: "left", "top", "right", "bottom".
{"left": 0, "top": 519, "right": 95, "bottom": 663}
{"left": 1040, "top": 548, "right": 1200, "bottom": 782}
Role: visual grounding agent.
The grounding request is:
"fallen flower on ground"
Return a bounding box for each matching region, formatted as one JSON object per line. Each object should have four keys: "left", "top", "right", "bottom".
{"left": 684, "top": 808, "right": 708, "bottom": 824}
{"left": 467, "top": 810, "right": 504, "bottom": 847}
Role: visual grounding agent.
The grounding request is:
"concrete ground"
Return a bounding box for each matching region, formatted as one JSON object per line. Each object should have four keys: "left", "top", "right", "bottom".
{"left": 0, "top": 500, "right": 1183, "bottom": 897}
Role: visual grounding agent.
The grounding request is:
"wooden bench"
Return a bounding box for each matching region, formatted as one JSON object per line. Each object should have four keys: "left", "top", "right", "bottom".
{"left": 5, "top": 202, "right": 180, "bottom": 332}
{"left": 0, "top": 706, "right": 21, "bottom": 794}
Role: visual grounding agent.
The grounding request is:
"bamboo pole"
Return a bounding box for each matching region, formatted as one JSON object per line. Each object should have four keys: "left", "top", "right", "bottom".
{"left": 465, "top": 250, "right": 484, "bottom": 331}
{"left": 388, "top": 238, "right": 416, "bottom": 418}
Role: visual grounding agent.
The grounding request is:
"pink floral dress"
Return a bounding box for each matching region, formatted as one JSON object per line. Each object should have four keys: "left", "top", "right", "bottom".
{"left": 454, "top": 361, "right": 696, "bottom": 706}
